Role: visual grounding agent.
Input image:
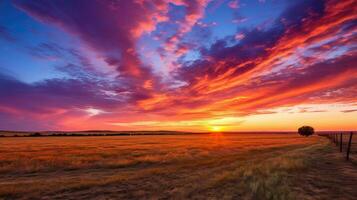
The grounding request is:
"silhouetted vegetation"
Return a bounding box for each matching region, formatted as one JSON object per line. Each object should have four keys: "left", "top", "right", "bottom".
{"left": 29, "top": 132, "right": 42, "bottom": 137}
{"left": 298, "top": 126, "right": 314, "bottom": 137}
{"left": 0, "top": 130, "right": 196, "bottom": 137}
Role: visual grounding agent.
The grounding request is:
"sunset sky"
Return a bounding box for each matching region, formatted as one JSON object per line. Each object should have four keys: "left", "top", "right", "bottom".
{"left": 0, "top": 0, "right": 356, "bottom": 131}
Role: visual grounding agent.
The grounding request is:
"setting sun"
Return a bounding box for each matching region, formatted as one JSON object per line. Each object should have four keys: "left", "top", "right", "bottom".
{"left": 210, "top": 126, "right": 223, "bottom": 132}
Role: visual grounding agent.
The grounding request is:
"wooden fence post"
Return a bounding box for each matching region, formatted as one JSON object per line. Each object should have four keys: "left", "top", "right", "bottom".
{"left": 340, "top": 133, "right": 343, "bottom": 152}
{"left": 346, "top": 132, "right": 353, "bottom": 161}
{"left": 335, "top": 134, "right": 338, "bottom": 146}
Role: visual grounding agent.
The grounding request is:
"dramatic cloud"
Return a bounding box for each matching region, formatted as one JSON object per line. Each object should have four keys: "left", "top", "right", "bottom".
{"left": 0, "top": 0, "right": 356, "bottom": 131}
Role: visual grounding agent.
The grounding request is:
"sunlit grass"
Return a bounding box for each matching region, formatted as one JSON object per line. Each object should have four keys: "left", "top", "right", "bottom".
{"left": 0, "top": 134, "right": 327, "bottom": 199}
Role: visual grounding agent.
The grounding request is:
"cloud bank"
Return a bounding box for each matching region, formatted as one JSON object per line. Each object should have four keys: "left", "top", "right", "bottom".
{"left": 0, "top": 0, "right": 356, "bottom": 131}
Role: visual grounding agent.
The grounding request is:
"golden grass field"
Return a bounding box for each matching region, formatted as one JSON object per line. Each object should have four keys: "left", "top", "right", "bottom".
{"left": 0, "top": 133, "right": 356, "bottom": 200}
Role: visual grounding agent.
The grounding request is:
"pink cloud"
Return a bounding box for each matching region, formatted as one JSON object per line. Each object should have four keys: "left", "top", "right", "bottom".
{"left": 1, "top": 0, "right": 356, "bottom": 131}
{"left": 228, "top": 0, "right": 239, "bottom": 9}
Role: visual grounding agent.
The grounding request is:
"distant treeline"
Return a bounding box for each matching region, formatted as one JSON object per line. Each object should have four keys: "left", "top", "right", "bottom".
{"left": 0, "top": 130, "right": 199, "bottom": 137}
{"left": 0, "top": 130, "right": 316, "bottom": 138}
{"left": 0, "top": 133, "right": 137, "bottom": 137}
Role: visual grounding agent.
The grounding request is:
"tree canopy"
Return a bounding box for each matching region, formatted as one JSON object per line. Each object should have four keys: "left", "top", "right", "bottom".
{"left": 298, "top": 126, "right": 314, "bottom": 137}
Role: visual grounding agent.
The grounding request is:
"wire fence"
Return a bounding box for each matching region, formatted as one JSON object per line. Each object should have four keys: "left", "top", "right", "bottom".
{"left": 318, "top": 132, "right": 355, "bottom": 161}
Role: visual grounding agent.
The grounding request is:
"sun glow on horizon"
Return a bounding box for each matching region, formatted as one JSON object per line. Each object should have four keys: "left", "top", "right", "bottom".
{"left": 210, "top": 126, "right": 224, "bottom": 132}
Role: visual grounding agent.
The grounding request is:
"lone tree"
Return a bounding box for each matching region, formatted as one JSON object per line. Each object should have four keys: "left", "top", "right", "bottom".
{"left": 298, "top": 126, "right": 314, "bottom": 137}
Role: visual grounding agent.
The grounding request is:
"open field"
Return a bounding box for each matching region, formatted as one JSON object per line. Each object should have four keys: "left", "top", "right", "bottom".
{"left": 1, "top": 133, "right": 357, "bottom": 200}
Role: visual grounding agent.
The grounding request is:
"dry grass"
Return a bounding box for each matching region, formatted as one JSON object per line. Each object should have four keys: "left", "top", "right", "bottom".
{"left": 0, "top": 133, "right": 356, "bottom": 199}
{"left": 0, "top": 134, "right": 315, "bottom": 174}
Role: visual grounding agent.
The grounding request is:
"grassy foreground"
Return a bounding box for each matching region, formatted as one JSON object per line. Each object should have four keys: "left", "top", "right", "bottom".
{"left": 0, "top": 133, "right": 356, "bottom": 199}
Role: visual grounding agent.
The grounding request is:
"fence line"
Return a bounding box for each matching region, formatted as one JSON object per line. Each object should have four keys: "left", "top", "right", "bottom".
{"left": 340, "top": 133, "right": 342, "bottom": 152}
{"left": 318, "top": 132, "right": 354, "bottom": 161}
{"left": 346, "top": 133, "right": 353, "bottom": 161}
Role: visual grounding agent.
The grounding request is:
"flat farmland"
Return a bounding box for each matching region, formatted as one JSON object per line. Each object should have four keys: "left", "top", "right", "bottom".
{"left": 0, "top": 133, "right": 356, "bottom": 200}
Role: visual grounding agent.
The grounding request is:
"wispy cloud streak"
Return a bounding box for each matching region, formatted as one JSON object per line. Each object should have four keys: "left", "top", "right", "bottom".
{"left": 0, "top": 0, "right": 356, "bottom": 131}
